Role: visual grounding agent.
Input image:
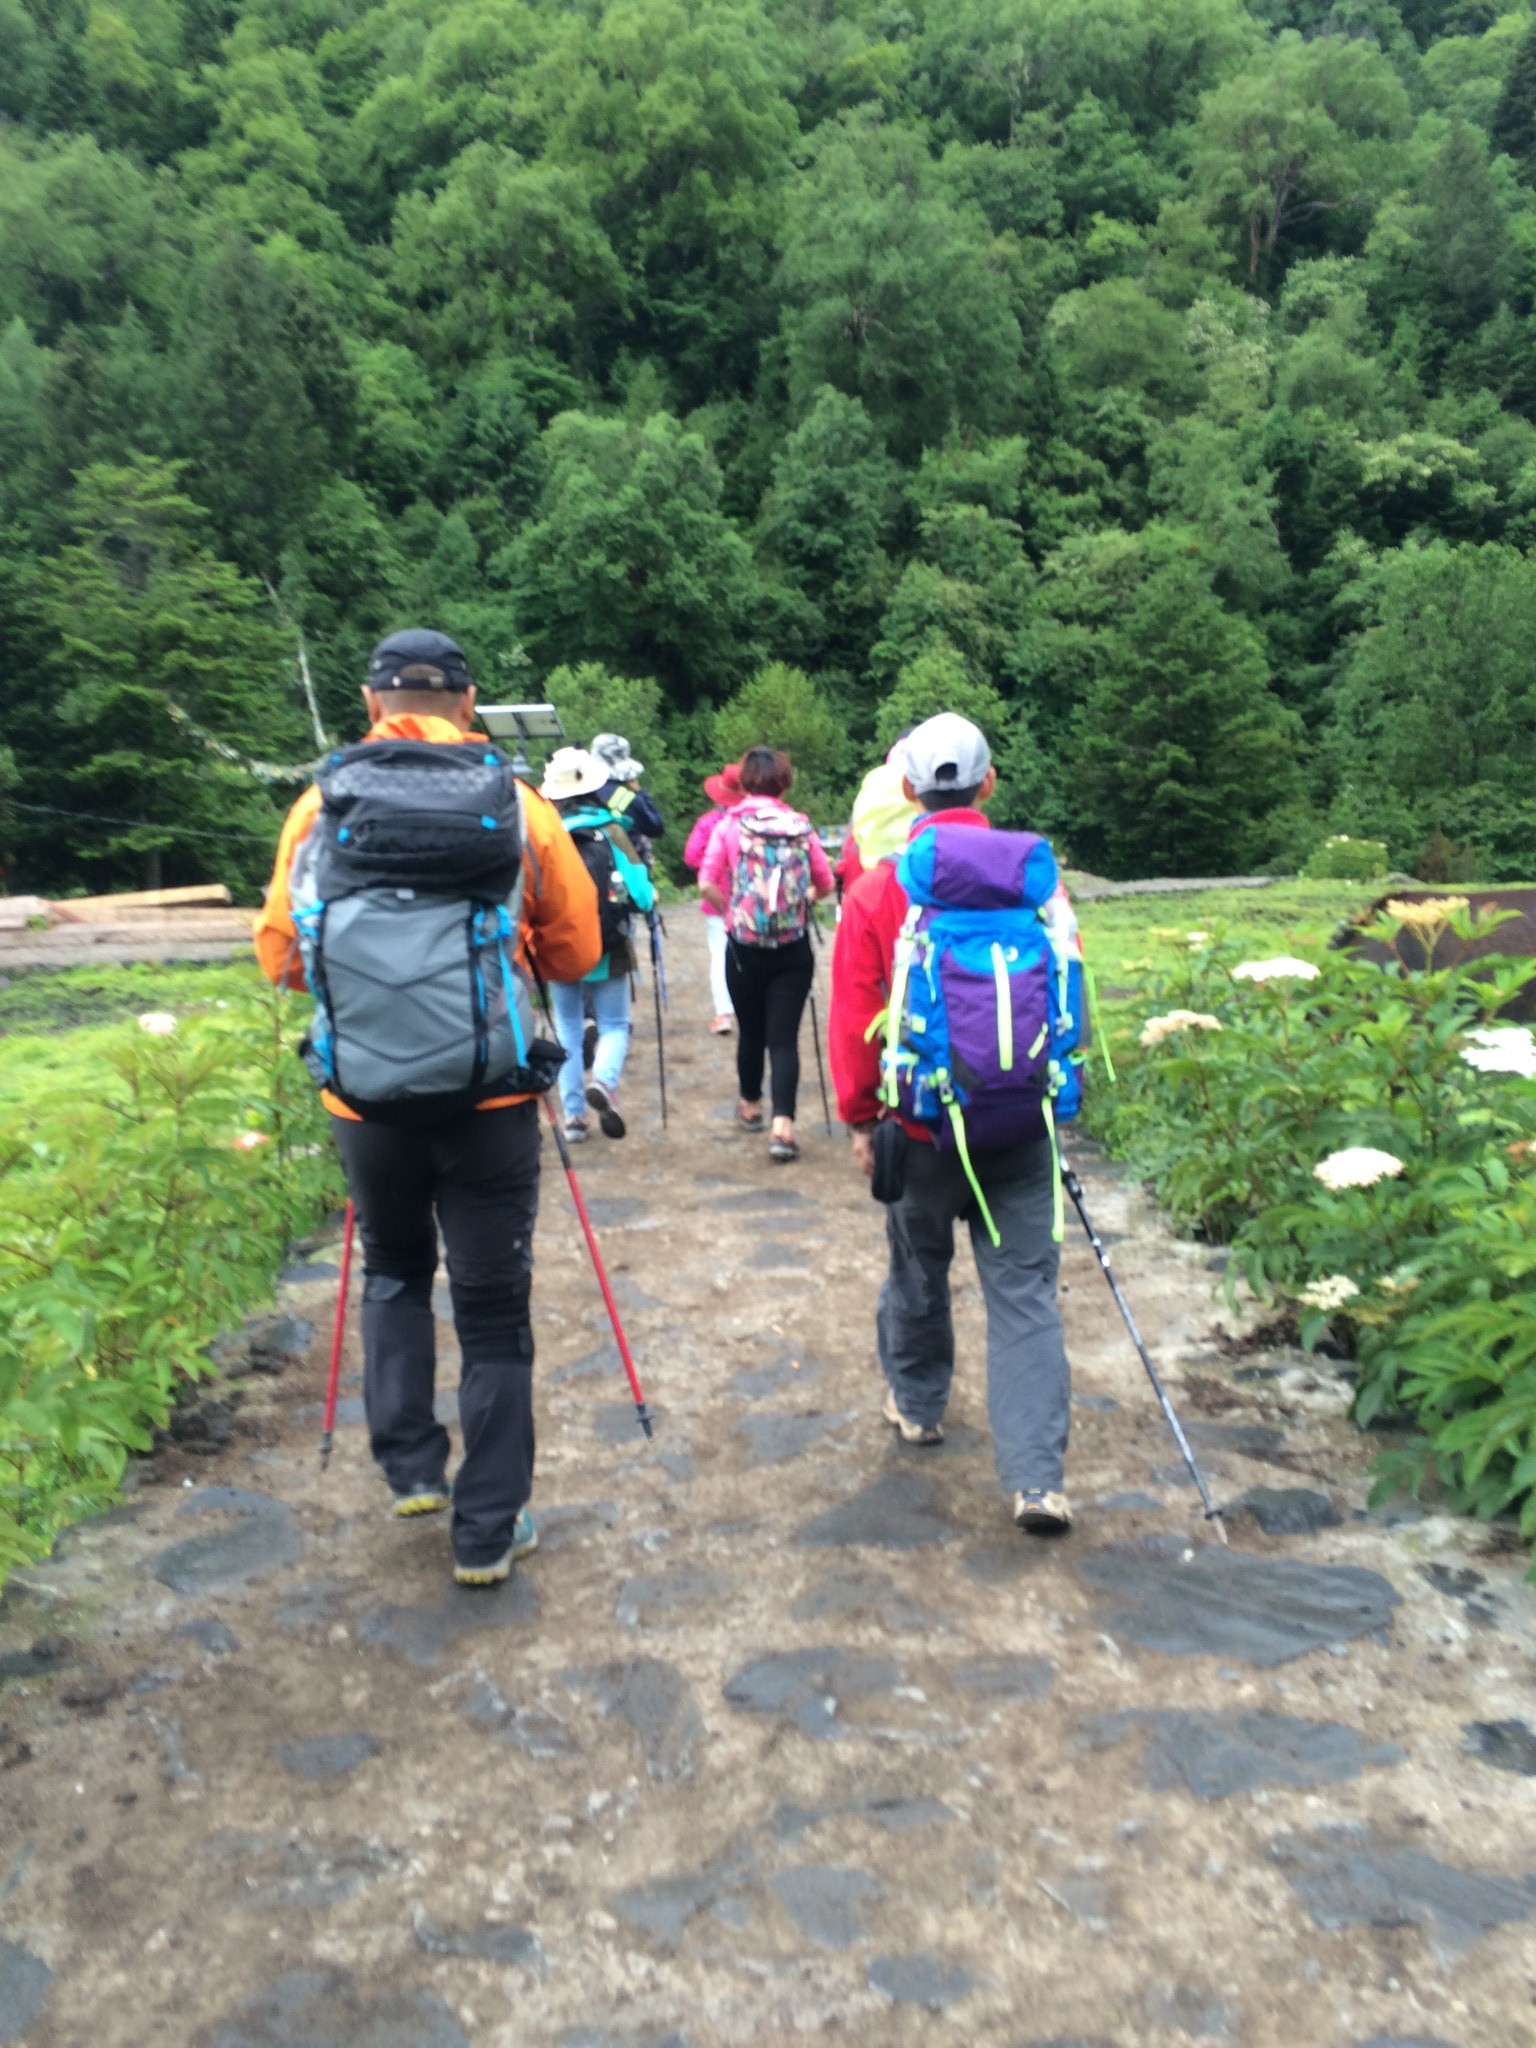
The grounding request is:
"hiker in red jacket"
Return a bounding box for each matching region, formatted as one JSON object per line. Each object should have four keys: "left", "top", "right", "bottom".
{"left": 828, "top": 713, "right": 1076, "bottom": 1535}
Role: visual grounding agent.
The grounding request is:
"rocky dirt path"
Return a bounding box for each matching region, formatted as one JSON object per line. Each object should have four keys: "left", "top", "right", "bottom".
{"left": 3, "top": 920, "right": 1535, "bottom": 2048}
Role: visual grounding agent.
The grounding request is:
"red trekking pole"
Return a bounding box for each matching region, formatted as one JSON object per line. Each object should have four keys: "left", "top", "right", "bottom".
{"left": 540, "top": 1096, "right": 654, "bottom": 1440}
{"left": 319, "top": 1199, "right": 356, "bottom": 1471}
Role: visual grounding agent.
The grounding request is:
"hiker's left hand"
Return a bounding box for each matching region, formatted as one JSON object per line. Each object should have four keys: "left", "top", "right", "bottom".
{"left": 850, "top": 1128, "right": 875, "bottom": 1179}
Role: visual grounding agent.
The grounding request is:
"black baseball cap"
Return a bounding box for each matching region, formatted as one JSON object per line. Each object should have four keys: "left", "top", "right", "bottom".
{"left": 367, "top": 628, "right": 473, "bottom": 692}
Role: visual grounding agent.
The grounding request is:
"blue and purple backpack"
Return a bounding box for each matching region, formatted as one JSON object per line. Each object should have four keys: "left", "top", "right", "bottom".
{"left": 876, "top": 826, "right": 1086, "bottom": 1244}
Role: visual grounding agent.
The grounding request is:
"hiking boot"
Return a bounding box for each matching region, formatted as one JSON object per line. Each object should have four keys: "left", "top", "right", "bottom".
{"left": 586, "top": 1081, "right": 626, "bottom": 1139}
{"left": 454, "top": 1508, "right": 538, "bottom": 1586}
{"left": 564, "top": 1116, "right": 590, "bottom": 1144}
{"left": 882, "top": 1388, "right": 944, "bottom": 1446}
{"left": 1013, "top": 1489, "right": 1073, "bottom": 1535}
{"left": 392, "top": 1485, "right": 450, "bottom": 1519}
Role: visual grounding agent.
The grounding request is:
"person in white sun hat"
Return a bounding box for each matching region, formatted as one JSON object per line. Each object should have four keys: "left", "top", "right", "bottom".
{"left": 540, "top": 748, "right": 656, "bottom": 1143}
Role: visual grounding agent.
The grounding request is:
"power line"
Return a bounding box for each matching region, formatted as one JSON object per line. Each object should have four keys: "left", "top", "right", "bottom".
{"left": 6, "top": 798, "right": 282, "bottom": 848}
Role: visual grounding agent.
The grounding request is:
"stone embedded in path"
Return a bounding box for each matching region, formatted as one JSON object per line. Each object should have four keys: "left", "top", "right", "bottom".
{"left": 173, "top": 1617, "right": 238, "bottom": 1656}
{"left": 565, "top": 1658, "right": 703, "bottom": 1782}
{"left": 610, "top": 1841, "right": 757, "bottom": 1947}
{"left": 747, "top": 1241, "right": 809, "bottom": 1271}
{"left": 768, "top": 1865, "right": 879, "bottom": 1949}
{"left": 0, "top": 1636, "right": 76, "bottom": 1682}
{"left": 551, "top": 1343, "right": 621, "bottom": 1384}
{"left": 723, "top": 1645, "right": 902, "bottom": 1740}
{"left": 272, "top": 1579, "right": 351, "bottom": 1631}
{"left": 0, "top": 1938, "right": 51, "bottom": 2040}
{"left": 734, "top": 1412, "right": 843, "bottom": 1465}
{"left": 1418, "top": 1563, "right": 1500, "bottom": 1627}
{"left": 537, "top": 1500, "right": 621, "bottom": 1551}
{"left": 610, "top": 1276, "right": 664, "bottom": 1309}
{"left": 730, "top": 1352, "right": 825, "bottom": 1400}
{"left": 1079, "top": 1710, "right": 1404, "bottom": 1798}
{"left": 1078, "top": 1542, "right": 1399, "bottom": 1665}
{"left": 1355, "top": 2036, "right": 1461, "bottom": 2047}
{"left": 461, "top": 1679, "right": 573, "bottom": 1758}
{"left": 616, "top": 1570, "right": 732, "bottom": 1628}
{"left": 204, "top": 1968, "right": 468, "bottom": 2048}
{"left": 1095, "top": 1491, "right": 1165, "bottom": 1512}
{"left": 1229, "top": 1487, "right": 1342, "bottom": 1535}
{"left": 1461, "top": 1718, "right": 1536, "bottom": 1776}
{"left": 594, "top": 1401, "right": 668, "bottom": 1444}
{"left": 277, "top": 1256, "right": 341, "bottom": 1285}
{"left": 961, "top": 1540, "right": 1055, "bottom": 1586}
{"left": 1144, "top": 1982, "right": 1236, "bottom": 2040}
{"left": 949, "top": 1654, "right": 1055, "bottom": 1701}
{"left": 868, "top": 1953, "right": 978, "bottom": 2009}
{"left": 1271, "top": 1830, "right": 1536, "bottom": 1949}
{"left": 412, "top": 1905, "right": 544, "bottom": 1967}
{"left": 358, "top": 1575, "right": 537, "bottom": 1669}
{"left": 1185, "top": 1419, "right": 1287, "bottom": 1459}
{"left": 769, "top": 1792, "right": 960, "bottom": 1841}
{"left": 789, "top": 1570, "right": 941, "bottom": 1633}
{"left": 585, "top": 1196, "right": 647, "bottom": 1226}
{"left": 798, "top": 1471, "right": 954, "bottom": 1551}
{"left": 712, "top": 1186, "right": 814, "bottom": 1213}
{"left": 1073, "top": 1392, "right": 1119, "bottom": 1413}
{"left": 560, "top": 2032, "right": 690, "bottom": 2048}
{"left": 201, "top": 1831, "right": 403, "bottom": 1910}
{"left": 290, "top": 1395, "right": 365, "bottom": 1429}
{"left": 272, "top": 1733, "right": 381, "bottom": 1782}
{"left": 153, "top": 1487, "right": 303, "bottom": 1593}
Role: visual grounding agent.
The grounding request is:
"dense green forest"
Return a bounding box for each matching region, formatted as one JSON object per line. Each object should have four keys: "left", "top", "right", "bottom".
{"left": 2, "top": 0, "right": 1536, "bottom": 891}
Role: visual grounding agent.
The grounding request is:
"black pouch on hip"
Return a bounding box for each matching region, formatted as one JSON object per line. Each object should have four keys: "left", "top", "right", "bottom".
{"left": 870, "top": 1119, "right": 908, "bottom": 1205}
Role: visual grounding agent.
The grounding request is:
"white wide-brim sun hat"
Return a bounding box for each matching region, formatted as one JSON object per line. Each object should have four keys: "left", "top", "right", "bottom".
{"left": 540, "top": 746, "right": 610, "bottom": 801}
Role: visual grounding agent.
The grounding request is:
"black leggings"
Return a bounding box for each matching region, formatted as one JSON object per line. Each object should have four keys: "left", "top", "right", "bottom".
{"left": 725, "top": 934, "right": 815, "bottom": 1120}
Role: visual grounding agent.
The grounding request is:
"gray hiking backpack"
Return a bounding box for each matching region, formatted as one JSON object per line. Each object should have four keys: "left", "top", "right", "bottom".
{"left": 290, "top": 739, "right": 559, "bottom": 1120}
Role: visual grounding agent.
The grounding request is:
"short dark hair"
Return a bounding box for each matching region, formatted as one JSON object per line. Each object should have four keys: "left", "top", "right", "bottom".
{"left": 920, "top": 783, "right": 983, "bottom": 812}
{"left": 739, "top": 746, "right": 793, "bottom": 798}
{"left": 373, "top": 685, "right": 470, "bottom": 716}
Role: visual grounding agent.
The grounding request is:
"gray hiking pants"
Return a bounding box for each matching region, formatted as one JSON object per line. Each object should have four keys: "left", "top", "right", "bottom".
{"left": 877, "top": 1133, "right": 1070, "bottom": 1495}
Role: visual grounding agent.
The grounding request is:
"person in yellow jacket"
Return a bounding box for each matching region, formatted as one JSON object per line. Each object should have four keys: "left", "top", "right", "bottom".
{"left": 257, "top": 629, "right": 600, "bottom": 1585}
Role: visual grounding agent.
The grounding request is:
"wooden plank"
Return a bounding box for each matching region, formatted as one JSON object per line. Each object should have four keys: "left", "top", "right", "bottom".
{"left": 56, "top": 884, "right": 234, "bottom": 920}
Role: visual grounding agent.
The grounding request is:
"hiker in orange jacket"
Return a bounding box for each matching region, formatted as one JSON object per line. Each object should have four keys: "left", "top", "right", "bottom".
{"left": 257, "top": 629, "right": 600, "bottom": 1586}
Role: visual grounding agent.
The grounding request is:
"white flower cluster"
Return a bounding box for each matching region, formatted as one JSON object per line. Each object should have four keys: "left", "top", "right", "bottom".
{"left": 1313, "top": 1147, "right": 1405, "bottom": 1190}
{"left": 1461, "top": 1025, "right": 1536, "bottom": 1079}
{"left": 1231, "top": 956, "right": 1319, "bottom": 985}
{"left": 137, "top": 1011, "right": 177, "bottom": 1037}
{"left": 1139, "top": 1010, "right": 1224, "bottom": 1048}
{"left": 1297, "top": 1273, "right": 1359, "bottom": 1311}
{"left": 1378, "top": 1269, "right": 1421, "bottom": 1297}
{"left": 1187, "top": 930, "right": 1210, "bottom": 948}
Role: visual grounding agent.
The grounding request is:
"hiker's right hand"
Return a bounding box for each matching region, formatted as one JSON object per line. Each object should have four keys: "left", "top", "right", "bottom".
{"left": 850, "top": 1128, "right": 875, "bottom": 1179}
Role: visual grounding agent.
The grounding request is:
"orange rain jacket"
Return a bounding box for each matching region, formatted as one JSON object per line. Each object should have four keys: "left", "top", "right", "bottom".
{"left": 255, "top": 712, "right": 602, "bottom": 1119}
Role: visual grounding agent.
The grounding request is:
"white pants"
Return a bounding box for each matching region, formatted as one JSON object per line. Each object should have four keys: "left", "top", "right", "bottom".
{"left": 706, "top": 914, "right": 733, "bottom": 1017}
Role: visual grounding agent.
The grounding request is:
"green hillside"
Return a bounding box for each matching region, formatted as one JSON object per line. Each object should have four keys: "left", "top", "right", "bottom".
{"left": 3, "top": 0, "right": 1536, "bottom": 895}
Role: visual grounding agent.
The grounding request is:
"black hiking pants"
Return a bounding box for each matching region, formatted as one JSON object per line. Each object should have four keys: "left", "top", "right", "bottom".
{"left": 725, "top": 933, "right": 815, "bottom": 1120}
{"left": 330, "top": 1102, "right": 540, "bottom": 1569}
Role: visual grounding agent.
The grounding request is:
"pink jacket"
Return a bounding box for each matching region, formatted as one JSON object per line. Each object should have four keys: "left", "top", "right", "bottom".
{"left": 699, "top": 796, "right": 836, "bottom": 907}
{"left": 684, "top": 806, "right": 727, "bottom": 917}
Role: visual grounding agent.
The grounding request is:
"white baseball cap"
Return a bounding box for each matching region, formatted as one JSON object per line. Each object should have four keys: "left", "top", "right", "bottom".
{"left": 902, "top": 714, "right": 991, "bottom": 795}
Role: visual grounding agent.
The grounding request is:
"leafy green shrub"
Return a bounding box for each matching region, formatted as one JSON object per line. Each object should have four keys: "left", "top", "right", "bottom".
{"left": 1095, "top": 903, "right": 1536, "bottom": 1554}
{"left": 0, "top": 982, "right": 340, "bottom": 1575}
{"left": 1302, "top": 834, "right": 1389, "bottom": 882}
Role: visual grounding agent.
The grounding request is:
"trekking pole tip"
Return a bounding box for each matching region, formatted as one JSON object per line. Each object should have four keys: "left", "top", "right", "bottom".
{"left": 319, "top": 1431, "right": 333, "bottom": 1472}
{"left": 636, "top": 1405, "right": 655, "bottom": 1441}
{"left": 1207, "top": 1510, "right": 1229, "bottom": 1546}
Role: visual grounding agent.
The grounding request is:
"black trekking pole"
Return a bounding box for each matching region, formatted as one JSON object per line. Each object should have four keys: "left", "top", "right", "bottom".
{"left": 1060, "top": 1159, "right": 1227, "bottom": 1544}
{"left": 647, "top": 911, "right": 668, "bottom": 1129}
{"left": 806, "top": 914, "right": 833, "bottom": 1136}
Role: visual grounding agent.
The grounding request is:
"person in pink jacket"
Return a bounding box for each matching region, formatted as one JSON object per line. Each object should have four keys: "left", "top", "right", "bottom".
{"left": 683, "top": 762, "right": 743, "bottom": 1034}
{"left": 699, "top": 747, "right": 836, "bottom": 1162}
